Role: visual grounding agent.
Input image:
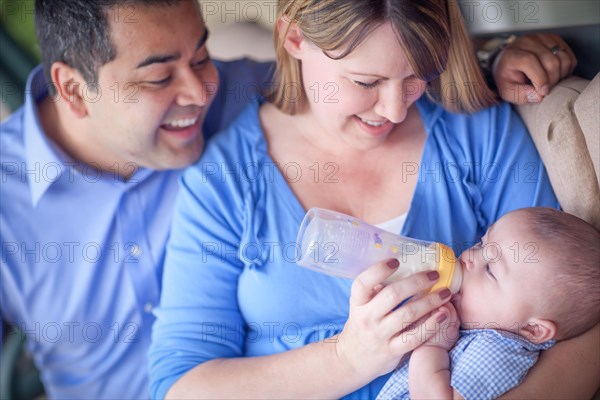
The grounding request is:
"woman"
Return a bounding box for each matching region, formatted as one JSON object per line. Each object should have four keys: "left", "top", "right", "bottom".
{"left": 150, "top": 0, "right": 596, "bottom": 398}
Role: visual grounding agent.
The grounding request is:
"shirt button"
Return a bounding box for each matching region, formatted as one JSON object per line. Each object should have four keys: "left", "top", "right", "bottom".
{"left": 130, "top": 244, "right": 142, "bottom": 257}
{"left": 144, "top": 303, "right": 154, "bottom": 314}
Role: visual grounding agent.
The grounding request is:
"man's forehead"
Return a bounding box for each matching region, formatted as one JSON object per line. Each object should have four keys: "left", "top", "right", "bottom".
{"left": 106, "top": 1, "right": 205, "bottom": 63}
{"left": 107, "top": 2, "right": 202, "bottom": 37}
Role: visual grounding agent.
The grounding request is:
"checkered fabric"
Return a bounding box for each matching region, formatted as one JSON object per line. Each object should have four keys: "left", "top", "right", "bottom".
{"left": 377, "top": 329, "right": 554, "bottom": 400}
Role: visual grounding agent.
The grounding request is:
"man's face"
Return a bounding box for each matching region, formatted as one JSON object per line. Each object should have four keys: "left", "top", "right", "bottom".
{"left": 84, "top": 1, "right": 218, "bottom": 172}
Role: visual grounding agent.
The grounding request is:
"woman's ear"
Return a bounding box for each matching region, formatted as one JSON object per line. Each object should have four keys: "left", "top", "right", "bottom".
{"left": 519, "top": 318, "right": 557, "bottom": 344}
{"left": 276, "top": 16, "right": 305, "bottom": 60}
{"left": 50, "top": 61, "right": 90, "bottom": 118}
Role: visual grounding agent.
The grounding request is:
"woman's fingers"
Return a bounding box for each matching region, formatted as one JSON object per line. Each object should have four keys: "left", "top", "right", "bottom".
{"left": 379, "top": 286, "right": 452, "bottom": 338}
{"left": 371, "top": 270, "right": 442, "bottom": 314}
{"left": 388, "top": 303, "right": 452, "bottom": 354}
{"left": 341, "top": 265, "right": 456, "bottom": 375}
{"left": 350, "top": 258, "right": 401, "bottom": 307}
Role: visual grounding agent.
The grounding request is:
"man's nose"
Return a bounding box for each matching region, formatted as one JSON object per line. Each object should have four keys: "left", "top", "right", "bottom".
{"left": 176, "top": 66, "right": 218, "bottom": 107}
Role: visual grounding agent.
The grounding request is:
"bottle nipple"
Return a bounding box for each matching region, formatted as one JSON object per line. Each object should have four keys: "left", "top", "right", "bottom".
{"left": 448, "top": 260, "right": 462, "bottom": 294}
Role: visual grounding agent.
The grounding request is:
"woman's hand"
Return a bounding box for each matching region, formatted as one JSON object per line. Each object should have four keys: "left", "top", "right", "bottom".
{"left": 494, "top": 33, "right": 577, "bottom": 104}
{"left": 335, "top": 258, "right": 453, "bottom": 380}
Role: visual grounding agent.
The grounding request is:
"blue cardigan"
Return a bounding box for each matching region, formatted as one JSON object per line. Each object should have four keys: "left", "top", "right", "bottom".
{"left": 149, "top": 97, "right": 559, "bottom": 399}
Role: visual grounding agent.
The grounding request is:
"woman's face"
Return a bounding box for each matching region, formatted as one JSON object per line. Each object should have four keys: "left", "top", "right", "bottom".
{"left": 292, "top": 22, "right": 427, "bottom": 151}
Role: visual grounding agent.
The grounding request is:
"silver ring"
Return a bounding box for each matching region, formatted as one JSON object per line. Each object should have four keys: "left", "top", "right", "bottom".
{"left": 550, "top": 45, "right": 562, "bottom": 55}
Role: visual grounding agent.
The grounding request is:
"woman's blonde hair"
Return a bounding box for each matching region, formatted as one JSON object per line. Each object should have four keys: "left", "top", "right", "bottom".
{"left": 271, "top": 0, "right": 496, "bottom": 114}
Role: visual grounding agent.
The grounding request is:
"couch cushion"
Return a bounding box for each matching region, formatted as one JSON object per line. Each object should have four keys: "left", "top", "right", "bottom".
{"left": 517, "top": 75, "right": 600, "bottom": 230}
{"left": 574, "top": 74, "right": 600, "bottom": 188}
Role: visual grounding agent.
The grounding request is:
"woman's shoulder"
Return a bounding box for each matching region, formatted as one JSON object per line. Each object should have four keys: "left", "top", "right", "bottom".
{"left": 181, "top": 100, "right": 278, "bottom": 205}
{"left": 418, "top": 95, "right": 527, "bottom": 148}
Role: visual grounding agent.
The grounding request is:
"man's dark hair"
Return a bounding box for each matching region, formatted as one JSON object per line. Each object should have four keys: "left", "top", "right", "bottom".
{"left": 35, "top": 0, "right": 181, "bottom": 95}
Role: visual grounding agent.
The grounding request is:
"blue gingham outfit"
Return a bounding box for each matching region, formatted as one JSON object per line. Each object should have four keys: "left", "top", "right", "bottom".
{"left": 377, "top": 329, "right": 555, "bottom": 400}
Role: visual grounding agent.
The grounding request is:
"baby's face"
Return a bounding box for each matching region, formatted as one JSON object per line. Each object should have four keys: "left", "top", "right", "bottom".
{"left": 451, "top": 212, "right": 551, "bottom": 333}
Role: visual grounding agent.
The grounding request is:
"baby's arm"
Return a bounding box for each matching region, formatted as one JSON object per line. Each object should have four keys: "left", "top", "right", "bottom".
{"left": 409, "top": 345, "right": 464, "bottom": 399}
{"left": 408, "top": 305, "right": 463, "bottom": 399}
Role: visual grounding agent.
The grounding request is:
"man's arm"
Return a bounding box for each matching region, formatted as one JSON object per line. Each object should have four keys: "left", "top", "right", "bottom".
{"left": 499, "top": 323, "right": 600, "bottom": 399}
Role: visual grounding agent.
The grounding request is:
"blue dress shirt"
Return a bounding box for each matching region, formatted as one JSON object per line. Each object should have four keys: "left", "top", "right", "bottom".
{"left": 0, "top": 60, "right": 272, "bottom": 399}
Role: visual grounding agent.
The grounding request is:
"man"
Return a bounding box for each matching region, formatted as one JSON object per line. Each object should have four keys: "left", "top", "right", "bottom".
{"left": 0, "top": 0, "right": 579, "bottom": 398}
{"left": 0, "top": 1, "right": 270, "bottom": 398}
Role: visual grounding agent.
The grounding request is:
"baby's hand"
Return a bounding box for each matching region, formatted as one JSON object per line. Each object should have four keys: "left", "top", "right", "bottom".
{"left": 423, "top": 303, "right": 459, "bottom": 351}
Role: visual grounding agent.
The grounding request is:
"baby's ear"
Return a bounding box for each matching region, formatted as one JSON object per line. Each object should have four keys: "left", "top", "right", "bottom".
{"left": 519, "top": 318, "right": 557, "bottom": 343}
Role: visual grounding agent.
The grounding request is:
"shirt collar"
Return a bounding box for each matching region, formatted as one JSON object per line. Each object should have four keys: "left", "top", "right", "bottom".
{"left": 460, "top": 328, "right": 556, "bottom": 351}
{"left": 23, "top": 66, "right": 65, "bottom": 207}
{"left": 22, "top": 66, "right": 155, "bottom": 206}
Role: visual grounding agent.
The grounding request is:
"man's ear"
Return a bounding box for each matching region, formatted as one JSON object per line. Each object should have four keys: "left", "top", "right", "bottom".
{"left": 50, "top": 61, "right": 90, "bottom": 118}
{"left": 519, "top": 318, "right": 557, "bottom": 344}
{"left": 276, "top": 16, "right": 306, "bottom": 60}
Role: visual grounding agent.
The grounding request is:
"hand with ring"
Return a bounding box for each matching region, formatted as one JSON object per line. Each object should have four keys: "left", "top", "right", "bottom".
{"left": 550, "top": 45, "right": 562, "bottom": 56}
{"left": 493, "top": 33, "right": 578, "bottom": 104}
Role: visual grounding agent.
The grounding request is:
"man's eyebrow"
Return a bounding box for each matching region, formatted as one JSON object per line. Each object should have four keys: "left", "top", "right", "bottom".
{"left": 135, "top": 29, "right": 209, "bottom": 69}
{"left": 136, "top": 54, "right": 180, "bottom": 69}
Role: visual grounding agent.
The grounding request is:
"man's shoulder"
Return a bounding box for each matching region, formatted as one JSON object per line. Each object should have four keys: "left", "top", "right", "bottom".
{"left": 0, "top": 109, "right": 34, "bottom": 231}
{"left": 186, "top": 101, "right": 265, "bottom": 191}
{"left": 214, "top": 58, "right": 274, "bottom": 81}
{"left": 204, "top": 58, "right": 273, "bottom": 136}
{"left": 213, "top": 58, "right": 273, "bottom": 105}
{"left": 203, "top": 100, "right": 263, "bottom": 160}
{"left": 1, "top": 106, "right": 28, "bottom": 175}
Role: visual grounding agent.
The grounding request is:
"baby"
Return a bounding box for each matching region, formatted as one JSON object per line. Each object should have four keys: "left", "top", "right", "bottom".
{"left": 378, "top": 207, "right": 600, "bottom": 400}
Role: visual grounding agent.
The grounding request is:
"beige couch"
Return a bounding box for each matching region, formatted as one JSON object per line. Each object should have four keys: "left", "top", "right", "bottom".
{"left": 520, "top": 75, "right": 600, "bottom": 400}
{"left": 202, "top": 2, "right": 275, "bottom": 61}
{"left": 517, "top": 74, "right": 600, "bottom": 230}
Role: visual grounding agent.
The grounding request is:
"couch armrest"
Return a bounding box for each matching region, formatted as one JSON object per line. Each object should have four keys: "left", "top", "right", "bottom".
{"left": 516, "top": 74, "right": 600, "bottom": 230}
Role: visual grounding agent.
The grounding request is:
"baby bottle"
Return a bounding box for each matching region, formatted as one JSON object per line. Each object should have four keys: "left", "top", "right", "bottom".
{"left": 296, "top": 208, "right": 462, "bottom": 294}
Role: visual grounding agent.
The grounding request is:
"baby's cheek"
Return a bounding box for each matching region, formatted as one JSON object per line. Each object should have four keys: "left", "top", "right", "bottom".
{"left": 455, "top": 299, "right": 480, "bottom": 327}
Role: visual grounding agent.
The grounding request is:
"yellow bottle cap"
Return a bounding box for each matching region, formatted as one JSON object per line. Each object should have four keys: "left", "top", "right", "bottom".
{"left": 430, "top": 243, "right": 462, "bottom": 294}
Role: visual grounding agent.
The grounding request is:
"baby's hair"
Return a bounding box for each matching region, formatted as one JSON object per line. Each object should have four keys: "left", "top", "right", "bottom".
{"left": 524, "top": 207, "right": 600, "bottom": 340}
